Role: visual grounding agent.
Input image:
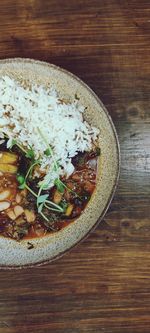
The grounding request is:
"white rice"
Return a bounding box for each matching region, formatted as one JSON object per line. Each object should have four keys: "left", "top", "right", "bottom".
{"left": 0, "top": 76, "right": 99, "bottom": 188}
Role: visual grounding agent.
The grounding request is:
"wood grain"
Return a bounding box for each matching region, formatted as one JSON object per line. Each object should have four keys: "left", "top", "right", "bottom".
{"left": 0, "top": 0, "right": 150, "bottom": 332}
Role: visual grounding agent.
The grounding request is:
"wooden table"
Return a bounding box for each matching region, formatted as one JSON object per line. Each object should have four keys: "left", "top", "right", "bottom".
{"left": 0, "top": 1, "right": 150, "bottom": 332}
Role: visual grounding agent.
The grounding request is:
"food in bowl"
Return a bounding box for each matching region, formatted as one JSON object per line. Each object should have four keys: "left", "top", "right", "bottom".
{"left": 0, "top": 76, "right": 100, "bottom": 241}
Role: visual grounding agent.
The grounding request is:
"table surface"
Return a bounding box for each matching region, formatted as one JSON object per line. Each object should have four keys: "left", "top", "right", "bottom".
{"left": 0, "top": 1, "right": 150, "bottom": 332}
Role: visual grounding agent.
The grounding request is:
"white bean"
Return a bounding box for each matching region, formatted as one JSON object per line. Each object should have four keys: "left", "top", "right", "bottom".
{"left": 0, "top": 201, "right": 10, "bottom": 211}
{"left": 16, "top": 193, "right": 22, "bottom": 204}
{"left": 14, "top": 205, "right": 24, "bottom": 218}
{"left": 0, "top": 190, "right": 10, "bottom": 201}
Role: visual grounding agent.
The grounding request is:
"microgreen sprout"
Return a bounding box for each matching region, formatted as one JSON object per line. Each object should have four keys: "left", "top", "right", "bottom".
{"left": 55, "top": 178, "right": 80, "bottom": 198}
{"left": 9, "top": 139, "right": 17, "bottom": 149}
{"left": 25, "top": 160, "right": 40, "bottom": 180}
{"left": 25, "top": 146, "right": 35, "bottom": 160}
{"left": 54, "top": 178, "right": 65, "bottom": 193}
{"left": 4, "top": 133, "right": 27, "bottom": 154}
{"left": 16, "top": 174, "right": 26, "bottom": 189}
{"left": 37, "top": 127, "right": 58, "bottom": 171}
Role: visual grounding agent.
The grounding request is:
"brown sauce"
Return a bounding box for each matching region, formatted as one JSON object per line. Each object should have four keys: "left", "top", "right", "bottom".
{"left": 0, "top": 145, "right": 99, "bottom": 241}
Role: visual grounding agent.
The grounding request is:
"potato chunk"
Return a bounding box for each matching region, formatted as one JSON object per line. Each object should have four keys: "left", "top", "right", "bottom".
{"left": 24, "top": 209, "right": 35, "bottom": 223}
{"left": 65, "top": 204, "right": 74, "bottom": 216}
{"left": 53, "top": 190, "right": 63, "bottom": 204}
{"left": 0, "top": 152, "right": 18, "bottom": 164}
{"left": 0, "top": 163, "right": 18, "bottom": 174}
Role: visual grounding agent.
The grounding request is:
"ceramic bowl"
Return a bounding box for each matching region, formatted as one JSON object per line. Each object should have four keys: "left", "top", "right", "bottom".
{"left": 0, "top": 58, "right": 120, "bottom": 268}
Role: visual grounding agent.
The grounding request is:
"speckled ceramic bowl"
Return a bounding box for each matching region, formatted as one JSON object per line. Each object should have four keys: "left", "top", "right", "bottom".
{"left": 0, "top": 58, "right": 120, "bottom": 269}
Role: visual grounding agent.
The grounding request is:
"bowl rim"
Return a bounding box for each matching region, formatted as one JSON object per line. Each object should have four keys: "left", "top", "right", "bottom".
{"left": 0, "top": 57, "right": 120, "bottom": 269}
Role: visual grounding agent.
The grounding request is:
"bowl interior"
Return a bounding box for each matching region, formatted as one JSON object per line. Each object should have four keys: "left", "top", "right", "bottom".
{"left": 0, "top": 58, "right": 120, "bottom": 268}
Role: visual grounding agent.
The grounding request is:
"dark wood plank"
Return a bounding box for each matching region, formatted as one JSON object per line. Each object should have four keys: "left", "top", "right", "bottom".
{"left": 0, "top": 0, "right": 150, "bottom": 332}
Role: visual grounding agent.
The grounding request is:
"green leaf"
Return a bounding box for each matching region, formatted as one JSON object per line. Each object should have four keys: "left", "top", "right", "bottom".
{"left": 25, "top": 147, "right": 35, "bottom": 160}
{"left": 16, "top": 174, "right": 25, "bottom": 185}
{"left": 9, "top": 139, "right": 17, "bottom": 149}
{"left": 53, "top": 161, "right": 60, "bottom": 171}
{"left": 16, "top": 174, "right": 26, "bottom": 189}
{"left": 37, "top": 127, "right": 58, "bottom": 171}
{"left": 44, "top": 148, "right": 51, "bottom": 156}
{"left": 25, "top": 160, "right": 40, "bottom": 180}
{"left": 38, "top": 202, "right": 44, "bottom": 213}
{"left": 37, "top": 194, "right": 49, "bottom": 206}
{"left": 54, "top": 178, "right": 65, "bottom": 193}
{"left": 38, "top": 182, "right": 50, "bottom": 190}
{"left": 42, "top": 184, "right": 49, "bottom": 190}
{"left": 19, "top": 182, "right": 26, "bottom": 190}
{"left": 60, "top": 200, "right": 68, "bottom": 212}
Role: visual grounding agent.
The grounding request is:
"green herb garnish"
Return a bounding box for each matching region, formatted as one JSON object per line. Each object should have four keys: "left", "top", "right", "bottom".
{"left": 44, "top": 148, "right": 51, "bottom": 156}
{"left": 25, "top": 146, "right": 35, "bottom": 160}
{"left": 25, "top": 160, "right": 40, "bottom": 180}
{"left": 60, "top": 200, "right": 68, "bottom": 211}
{"left": 16, "top": 174, "right": 26, "bottom": 189}
{"left": 54, "top": 178, "right": 65, "bottom": 193}
{"left": 9, "top": 139, "right": 17, "bottom": 149}
{"left": 4, "top": 133, "right": 27, "bottom": 154}
{"left": 37, "top": 194, "right": 49, "bottom": 205}
{"left": 37, "top": 127, "right": 58, "bottom": 171}
{"left": 55, "top": 178, "right": 80, "bottom": 198}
